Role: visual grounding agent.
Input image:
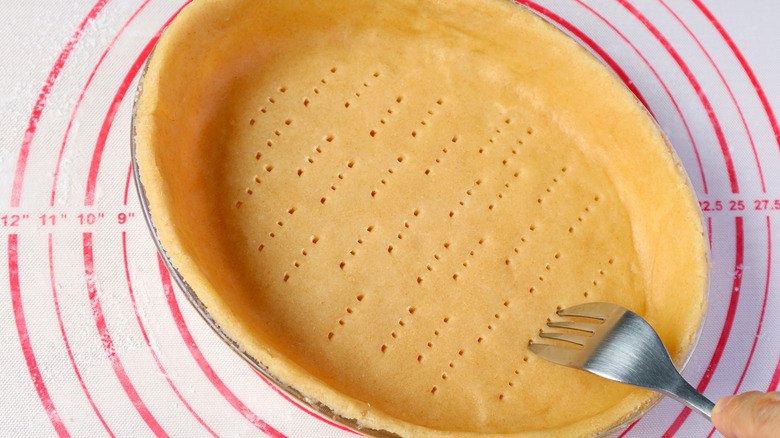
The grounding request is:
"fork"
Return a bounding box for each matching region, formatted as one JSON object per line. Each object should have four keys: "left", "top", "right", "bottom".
{"left": 528, "top": 302, "right": 714, "bottom": 419}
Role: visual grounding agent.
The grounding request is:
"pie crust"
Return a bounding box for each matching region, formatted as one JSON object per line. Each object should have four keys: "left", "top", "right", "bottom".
{"left": 133, "top": 0, "right": 709, "bottom": 435}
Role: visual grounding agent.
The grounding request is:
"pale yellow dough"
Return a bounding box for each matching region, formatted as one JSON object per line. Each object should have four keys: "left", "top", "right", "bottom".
{"left": 133, "top": 0, "right": 708, "bottom": 436}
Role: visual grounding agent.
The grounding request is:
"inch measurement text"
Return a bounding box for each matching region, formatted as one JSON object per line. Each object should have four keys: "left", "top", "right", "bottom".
{"left": 117, "top": 212, "right": 135, "bottom": 224}
{"left": 40, "top": 214, "right": 68, "bottom": 226}
{"left": 77, "top": 213, "right": 105, "bottom": 225}
{"left": 1, "top": 214, "right": 30, "bottom": 227}
{"left": 2, "top": 212, "right": 138, "bottom": 226}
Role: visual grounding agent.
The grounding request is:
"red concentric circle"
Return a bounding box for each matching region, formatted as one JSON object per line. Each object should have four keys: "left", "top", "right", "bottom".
{"left": 4, "top": 1, "right": 779, "bottom": 436}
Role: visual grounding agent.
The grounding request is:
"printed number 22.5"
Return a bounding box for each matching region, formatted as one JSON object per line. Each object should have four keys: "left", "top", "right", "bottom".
{"left": 700, "top": 201, "right": 723, "bottom": 212}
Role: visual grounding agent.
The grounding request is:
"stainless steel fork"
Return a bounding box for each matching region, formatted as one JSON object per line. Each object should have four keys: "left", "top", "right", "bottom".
{"left": 528, "top": 302, "right": 714, "bottom": 419}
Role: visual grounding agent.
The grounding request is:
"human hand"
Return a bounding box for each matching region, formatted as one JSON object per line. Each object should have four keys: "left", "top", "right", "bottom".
{"left": 712, "top": 391, "right": 780, "bottom": 438}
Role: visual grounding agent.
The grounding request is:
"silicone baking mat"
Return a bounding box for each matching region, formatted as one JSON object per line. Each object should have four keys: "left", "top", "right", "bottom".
{"left": 2, "top": 1, "right": 779, "bottom": 436}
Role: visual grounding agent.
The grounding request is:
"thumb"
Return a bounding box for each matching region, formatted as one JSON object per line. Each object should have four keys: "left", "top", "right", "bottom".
{"left": 712, "top": 391, "right": 780, "bottom": 438}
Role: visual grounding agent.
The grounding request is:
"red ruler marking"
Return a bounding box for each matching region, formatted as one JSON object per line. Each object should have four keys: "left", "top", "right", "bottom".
{"left": 121, "top": 232, "right": 219, "bottom": 437}
{"left": 124, "top": 164, "right": 133, "bottom": 207}
{"left": 156, "top": 255, "right": 287, "bottom": 438}
{"left": 85, "top": 1, "right": 192, "bottom": 206}
{"left": 8, "top": 234, "right": 70, "bottom": 437}
{"left": 253, "top": 370, "right": 359, "bottom": 434}
{"left": 768, "top": 221, "right": 780, "bottom": 393}
{"left": 705, "top": 215, "right": 771, "bottom": 438}
{"left": 49, "top": 234, "right": 115, "bottom": 437}
{"left": 51, "top": 0, "right": 153, "bottom": 206}
{"left": 692, "top": 0, "right": 780, "bottom": 157}
{"left": 617, "top": 415, "right": 638, "bottom": 436}
{"left": 659, "top": 0, "right": 764, "bottom": 193}
{"left": 769, "top": 355, "right": 780, "bottom": 392}
{"left": 83, "top": 232, "right": 170, "bottom": 437}
{"left": 663, "top": 217, "right": 744, "bottom": 437}
{"left": 732, "top": 216, "right": 771, "bottom": 392}
{"left": 84, "top": 38, "right": 156, "bottom": 206}
{"left": 617, "top": 0, "right": 739, "bottom": 194}
{"left": 11, "top": 0, "right": 110, "bottom": 207}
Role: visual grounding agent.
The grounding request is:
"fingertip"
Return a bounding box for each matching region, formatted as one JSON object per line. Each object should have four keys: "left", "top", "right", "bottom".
{"left": 712, "top": 395, "right": 735, "bottom": 434}
{"left": 713, "top": 395, "right": 735, "bottom": 417}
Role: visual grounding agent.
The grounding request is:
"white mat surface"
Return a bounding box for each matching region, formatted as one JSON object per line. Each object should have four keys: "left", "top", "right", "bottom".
{"left": 2, "top": 1, "right": 779, "bottom": 436}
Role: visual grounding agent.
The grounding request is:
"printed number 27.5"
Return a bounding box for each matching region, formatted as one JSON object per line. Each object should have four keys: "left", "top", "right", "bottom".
{"left": 754, "top": 200, "right": 780, "bottom": 210}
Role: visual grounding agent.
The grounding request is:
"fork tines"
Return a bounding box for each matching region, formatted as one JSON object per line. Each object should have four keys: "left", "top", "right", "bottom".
{"left": 538, "top": 331, "right": 589, "bottom": 346}
{"left": 535, "top": 304, "right": 609, "bottom": 347}
{"left": 556, "top": 302, "right": 618, "bottom": 320}
{"left": 528, "top": 303, "right": 620, "bottom": 366}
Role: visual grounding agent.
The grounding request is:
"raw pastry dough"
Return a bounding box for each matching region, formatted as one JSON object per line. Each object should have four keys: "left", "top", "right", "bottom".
{"left": 133, "top": 0, "right": 708, "bottom": 435}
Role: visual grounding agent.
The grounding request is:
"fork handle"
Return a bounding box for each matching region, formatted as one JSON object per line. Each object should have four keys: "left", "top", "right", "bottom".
{"left": 660, "top": 376, "right": 715, "bottom": 420}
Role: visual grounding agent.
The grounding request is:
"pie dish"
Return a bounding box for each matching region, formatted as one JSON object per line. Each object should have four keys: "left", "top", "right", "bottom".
{"left": 132, "top": 0, "right": 709, "bottom": 436}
